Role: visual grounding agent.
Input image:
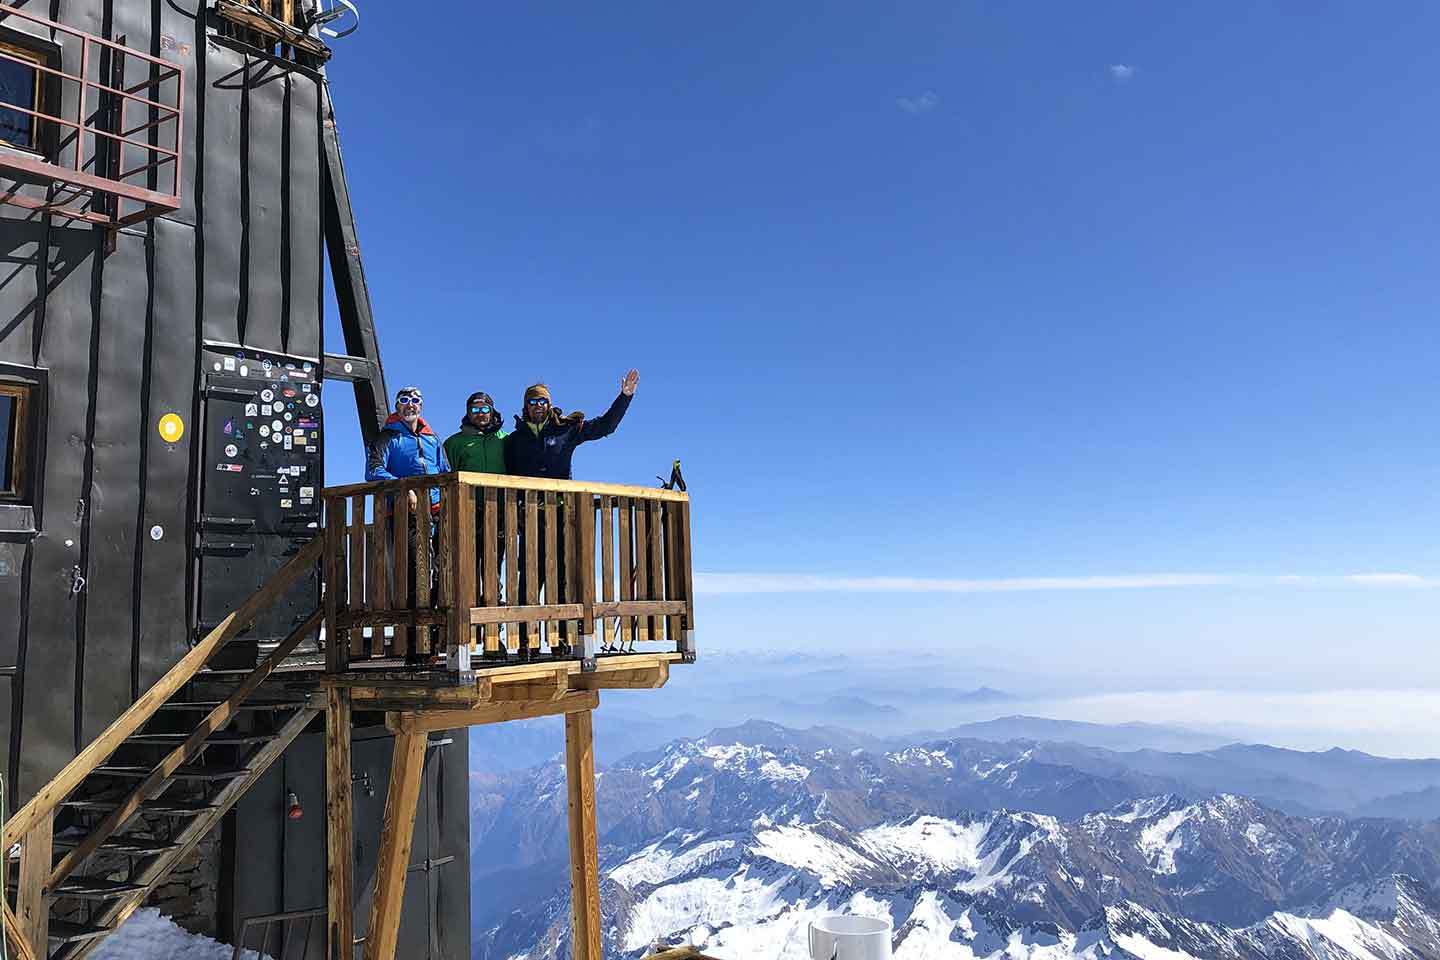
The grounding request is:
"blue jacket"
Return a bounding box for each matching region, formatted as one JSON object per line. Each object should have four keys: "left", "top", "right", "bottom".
{"left": 365, "top": 415, "right": 450, "bottom": 508}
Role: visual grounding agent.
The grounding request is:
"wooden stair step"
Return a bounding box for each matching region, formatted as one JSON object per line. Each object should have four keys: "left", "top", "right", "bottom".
{"left": 92, "top": 763, "right": 250, "bottom": 781}
{"left": 62, "top": 796, "right": 219, "bottom": 816}
{"left": 52, "top": 834, "right": 182, "bottom": 855}
{"left": 156, "top": 699, "right": 306, "bottom": 712}
{"left": 50, "top": 876, "right": 148, "bottom": 900}
{"left": 123, "top": 730, "right": 277, "bottom": 746}
{"left": 47, "top": 918, "right": 114, "bottom": 944}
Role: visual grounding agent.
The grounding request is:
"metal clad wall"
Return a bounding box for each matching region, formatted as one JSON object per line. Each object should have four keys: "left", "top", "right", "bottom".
{"left": 83, "top": 228, "right": 146, "bottom": 743}
{"left": 136, "top": 216, "right": 195, "bottom": 690}
{"left": 19, "top": 223, "right": 100, "bottom": 792}
{"left": 0, "top": 209, "right": 45, "bottom": 365}
{"left": 244, "top": 55, "right": 285, "bottom": 354}
{"left": 201, "top": 39, "right": 244, "bottom": 345}
{"left": 284, "top": 72, "right": 321, "bottom": 358}
{"left": 4, "top": 2, "right": 329, "bottom": 789}
{"left": 0, "top": 3, "right": 470, "bottom": 954}
{"left": 20, "top": 0, "right": 107, "bottom": 783}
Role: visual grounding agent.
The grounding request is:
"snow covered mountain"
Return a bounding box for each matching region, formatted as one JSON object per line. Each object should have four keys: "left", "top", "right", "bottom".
{"left": 471, "top": 724, "right": 1440, "bottom": 960}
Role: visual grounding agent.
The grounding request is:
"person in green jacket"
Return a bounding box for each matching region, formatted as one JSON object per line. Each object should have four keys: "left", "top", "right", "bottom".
{"left": 443, "top": 391, "right": 508, "bottom": 473}
{"left": 445, "top": 390, "right": 510, "bottom": 638}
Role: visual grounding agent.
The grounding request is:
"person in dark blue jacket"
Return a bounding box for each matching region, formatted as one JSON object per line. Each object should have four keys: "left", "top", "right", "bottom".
{"left": 365, "top": 385, "right": 450, "bottom": 511}
{"left": 504, "top": 369, "right": 639, "bottom": 480}
{"left": 506, "top": 371, "right": 638, "bottom": 657}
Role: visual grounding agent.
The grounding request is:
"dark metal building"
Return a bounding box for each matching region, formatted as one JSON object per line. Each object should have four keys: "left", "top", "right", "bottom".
{"left": 0, "top": 0, "right": 468, "bottom": 954}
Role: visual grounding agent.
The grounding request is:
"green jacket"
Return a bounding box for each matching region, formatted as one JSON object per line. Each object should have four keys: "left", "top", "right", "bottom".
{"left": 443, "top": 424, "right": 509, "bottom": 473}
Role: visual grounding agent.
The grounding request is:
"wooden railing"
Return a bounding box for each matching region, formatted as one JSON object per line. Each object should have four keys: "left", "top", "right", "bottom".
{"left": 320, "top": 473, "right": 695, "bottom": 673}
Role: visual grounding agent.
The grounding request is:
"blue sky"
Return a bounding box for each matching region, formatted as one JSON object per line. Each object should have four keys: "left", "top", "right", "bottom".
{"left": 322, "top": 4, "right": 1440, "bottom": 704}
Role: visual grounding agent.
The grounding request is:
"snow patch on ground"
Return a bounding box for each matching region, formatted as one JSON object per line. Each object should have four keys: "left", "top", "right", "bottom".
{"left": 621, "top": 872, "right": 788, "bottom": 952}
{"left": 861, "top": 816, "right": 988, "bottom": 877}
{"left": 760, "top": 758, "right": 811, "bottom": 783}
{"left": 954, "top": 815, "right": 1058, "bottom": 895}
{"left": 1266, "top": 909, "right": 1412, "bottom": 960}
{"left": 887, "top": 748, "right": 953, "bottom": 769}
{"left": 610, "top": 838, "right": 741, "bottom": 889}
{"left": 1138, "top": 806, "right": 1193, "bottom": 875}
{"left": 752, "top": 825, "right": 873, "bottom": 886}
{"left": 90, "top": 909, "right": 268, "bottom": 960}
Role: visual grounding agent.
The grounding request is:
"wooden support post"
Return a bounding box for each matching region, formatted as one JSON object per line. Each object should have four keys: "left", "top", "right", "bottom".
{"left": 449, "top": 480, "right": 477, "bottom": 670}
{"left": 363, "top": 730, "right": 427, "bottom": 960}
{"left": 482, "top": 486, "right": 500, "bottom": 654}
{"left": 565, "top": 709, "right": 602, "bottom": 960}
{"left": 577, "top": 493, "right": 597, "bottom": 662}
{"left": 503, "top": 490, "right": 519, "bottom": 653}
{"left": 349, "top": 495, "right": 367, "bottom": 659}
{"left": 600, "top": 496, "right": 615, "bottom": 650}
{"left": 3, "top": 899, "right": 40, "bottom": 960}
{"left": 325, "top": 497, "right": 348, "bottom": 673}
{"left": 327, "top": 688, "right": 355, "bottom": 960}
{"left": 618, "top": 498, "right": 633, "bottom": 650}
{"left": 16, "top": 814, "right": 52, "bottom": 955}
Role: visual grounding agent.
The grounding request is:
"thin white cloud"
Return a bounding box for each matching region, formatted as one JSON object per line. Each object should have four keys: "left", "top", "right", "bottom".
{"left": 896, "top": 91, "right": 940, "bottom": 115}
{"left": 1108, "top": 64, "right": 1136, "bottom": 82}
{"left": 1343, "top": 573, "right": 1429, "bottom": 586}
{"left": 694, "top": 572, "right": 1440, "bottom": 595}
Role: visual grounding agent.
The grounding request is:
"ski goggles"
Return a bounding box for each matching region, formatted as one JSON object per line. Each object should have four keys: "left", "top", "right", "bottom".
{"left": 526, "top": 397, "right": 550, "bottom": 407}
{"left": 469, "top": 404, "right": 493, "bottom": 415}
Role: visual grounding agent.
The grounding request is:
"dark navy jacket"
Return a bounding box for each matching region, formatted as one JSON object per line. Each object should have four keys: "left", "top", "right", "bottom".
{"left": 504, "top": 393, "right": 631, "bottom": 480}
{"left": 365, "top": 415, "right": 451, "bottom": 508}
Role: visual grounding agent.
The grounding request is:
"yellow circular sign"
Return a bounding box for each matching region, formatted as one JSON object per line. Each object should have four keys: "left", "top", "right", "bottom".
{"left": 158, "top": 413, "right": 185, "bottom": 443}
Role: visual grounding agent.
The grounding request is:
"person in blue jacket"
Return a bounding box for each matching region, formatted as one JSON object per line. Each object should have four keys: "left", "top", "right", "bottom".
{"left": 364, "top": 385, "right": 449, "bottom": 665}
{"left": 365, "top": 385, "right": 450, "bottom": 512}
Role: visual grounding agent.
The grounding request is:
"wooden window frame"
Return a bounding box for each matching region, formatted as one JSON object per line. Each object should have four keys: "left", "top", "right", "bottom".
{"left": 0, "top": 37, "right": 45, "bottom": 155}
{"left": 0, "top": 382, "right": 32, "bottom": 503}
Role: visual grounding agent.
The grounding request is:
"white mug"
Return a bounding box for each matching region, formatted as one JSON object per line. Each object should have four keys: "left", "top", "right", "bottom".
{"left": 807, "top": 915, "right": 892, "bottom": 960}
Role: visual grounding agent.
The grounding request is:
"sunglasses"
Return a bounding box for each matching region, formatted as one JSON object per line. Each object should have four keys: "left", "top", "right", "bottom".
{"left": 526, "top": 397, "right": 550, "bottom": 407}
{"left": 396, "top": 394, "right": 422, "bottom": 405}
{"left": 469, "top": 405, "right": 493, "bottom": 415}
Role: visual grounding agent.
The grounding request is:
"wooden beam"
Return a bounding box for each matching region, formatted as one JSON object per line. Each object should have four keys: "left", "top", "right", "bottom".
{"left": 2, "top": 899, "right": 39, "bottom": 960}
{"left": 362, "top": 731, "right": 427, "bottom": 960}
{"left": 574, "top": 663, "right": 668, "bottom": 691}
{"left": 213, "top": 0, "right": 331, "bottom": 58}
{"left": 16, "top": 815, "right": 51, "bottom": 955}
{"left": 469, "top": 603, "right": 583, "bottom": 625}
{"left": 2, "top": 537, "right": 323, "bottom": 849}
{"left": 490, "top": 666, "right": 567, "bottom": 702}
{"left": 565, "top": 710, "right": 602, "bottom": 960}
{"left": 321, "top": 79, "right": 389, "bottom": 443}
{"left": 327, "top": 688, "right": 355, "bottom": 960}
{"left": 387, "top": 690, "right": 599, "bottom": 734}
{"left": 591, "top": 600, "right": 687, "bottom": 618}
{"left": 337, "top": 609, "right": 448, "bottom": 629}
{"left": 325, "top": 473, "right": 691, "bottom": 504}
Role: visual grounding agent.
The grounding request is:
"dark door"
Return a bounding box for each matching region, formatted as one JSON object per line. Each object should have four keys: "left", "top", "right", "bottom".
{"left": 197, "top": 351, "right": 323, "bottom": 666}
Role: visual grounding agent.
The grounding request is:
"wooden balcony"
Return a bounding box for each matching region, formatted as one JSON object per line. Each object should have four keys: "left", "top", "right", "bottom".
{"left": 319, "top": 472, "right": 696, "bottom": 678}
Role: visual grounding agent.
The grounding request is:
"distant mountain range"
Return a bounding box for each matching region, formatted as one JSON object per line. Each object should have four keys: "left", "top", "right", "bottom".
{"left": 471, "top": 720, "right": 1440, "bottom": 959}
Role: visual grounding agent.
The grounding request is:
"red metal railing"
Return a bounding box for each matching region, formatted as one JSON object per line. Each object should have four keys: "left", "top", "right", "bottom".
{"left": 0, "top": 3, "right": 183, "bottom": 228}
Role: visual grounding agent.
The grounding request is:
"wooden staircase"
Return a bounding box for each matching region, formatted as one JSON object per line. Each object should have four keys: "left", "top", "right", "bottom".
{"left": 3, "top": 539, "right": 324, "bottom": 960}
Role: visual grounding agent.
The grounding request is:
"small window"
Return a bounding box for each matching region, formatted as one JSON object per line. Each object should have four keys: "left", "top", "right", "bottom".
{"left": 0, "top": 382, "right": 32, "bottom": 501}
{"left": 0, "top": 40, "right": 42, "bottom": 152}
